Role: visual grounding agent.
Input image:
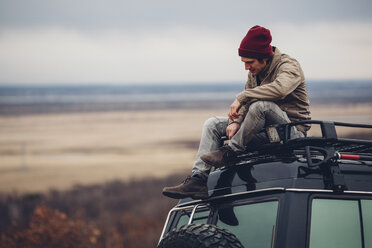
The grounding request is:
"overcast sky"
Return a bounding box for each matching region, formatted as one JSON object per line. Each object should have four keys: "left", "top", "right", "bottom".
{"left": 0, "top": 0, "right": 371, "bottom": 85}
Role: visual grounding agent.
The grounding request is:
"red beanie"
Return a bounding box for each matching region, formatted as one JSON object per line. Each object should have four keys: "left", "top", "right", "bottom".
{"left": 238, "top": 25, "right": 273, "bottom": 59}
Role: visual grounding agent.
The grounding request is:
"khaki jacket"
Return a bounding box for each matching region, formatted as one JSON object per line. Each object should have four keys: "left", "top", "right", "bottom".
{"left": 231, "top": 47, "right": 311, "bottom": 133}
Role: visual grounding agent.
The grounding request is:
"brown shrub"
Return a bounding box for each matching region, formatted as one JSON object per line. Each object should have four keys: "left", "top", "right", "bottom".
{"left": 1, "top": 204, "right": 101, "bottom": 248}
{"left": 0, "top": 174, "right": 182, "bottom": 248}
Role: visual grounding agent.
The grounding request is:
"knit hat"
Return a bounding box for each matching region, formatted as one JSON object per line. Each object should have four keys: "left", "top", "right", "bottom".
{"left": 238, "top": 25, "right": 273, "bottom": 59}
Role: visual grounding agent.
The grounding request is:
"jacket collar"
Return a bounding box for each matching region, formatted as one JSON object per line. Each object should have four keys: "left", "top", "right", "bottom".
{"left": 258, "top": 47, "right": 280, "bottom": 81}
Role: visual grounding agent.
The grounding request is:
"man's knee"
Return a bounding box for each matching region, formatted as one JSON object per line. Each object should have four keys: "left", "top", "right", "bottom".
{"left": 249, "top": 101, "right": 273, "bottom": 114}
{"left": 203, "top": 117, "right": 219, "bottom": 129}
{"left": 202, "top": 117, "right": 221, "bottom": 135}
{"left": 202, "top": 117, "right": 227, "bottom": 135}
{"left": 248, "top": 101, "right": 289, "bottom": 125}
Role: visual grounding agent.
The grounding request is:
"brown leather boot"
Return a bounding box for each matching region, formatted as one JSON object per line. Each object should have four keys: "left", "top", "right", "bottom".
{"left": 162, "top": 175, "right": 208, "bottom": 199}
{"left": 200, "top": 145, "right": 238, "bottom": 168}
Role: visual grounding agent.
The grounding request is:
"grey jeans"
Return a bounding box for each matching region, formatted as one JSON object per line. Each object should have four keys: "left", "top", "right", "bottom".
{"left": 192, "top": 101, "right": 304, "bottom": 178}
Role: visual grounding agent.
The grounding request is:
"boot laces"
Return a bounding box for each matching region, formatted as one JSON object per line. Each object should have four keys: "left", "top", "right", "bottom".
{"left": 182, "top": 176, "right": 192, "bottom": 184}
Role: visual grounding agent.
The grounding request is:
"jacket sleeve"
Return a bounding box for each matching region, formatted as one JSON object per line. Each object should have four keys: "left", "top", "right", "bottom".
{"left": 228, "top": 103, "right": 248, "bottom": 125}
{"left": 228, "top": 98, "right": 259, "bottom": 125}
{"left": 236, "top": 60, "right": 303, "bottom": 104}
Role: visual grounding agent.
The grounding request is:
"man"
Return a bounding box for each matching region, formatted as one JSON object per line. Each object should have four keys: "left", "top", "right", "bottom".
{"left": 162, "top": 25, "right": 311, "bottom": 200}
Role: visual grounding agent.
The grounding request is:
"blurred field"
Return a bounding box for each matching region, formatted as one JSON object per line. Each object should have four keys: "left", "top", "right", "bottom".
{"left": 0, "top": 103, "right": 371, "bottom": 193}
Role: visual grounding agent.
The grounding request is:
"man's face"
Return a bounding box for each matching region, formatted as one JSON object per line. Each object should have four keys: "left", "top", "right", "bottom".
{"left": 241, "top": 57, "right": 267, "bottom": 76}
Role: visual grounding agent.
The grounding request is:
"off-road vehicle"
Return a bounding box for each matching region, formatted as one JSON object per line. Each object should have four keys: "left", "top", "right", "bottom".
{"left": 158, "top": 120, "right": 372, "bottom": 248}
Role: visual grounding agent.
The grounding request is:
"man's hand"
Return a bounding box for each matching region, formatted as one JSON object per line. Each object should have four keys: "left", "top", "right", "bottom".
{"left": 228, "top": 99, "right": 241, "bottom": 119}
{"left": 226, "top": 123, "right": 241, "bottom": 139}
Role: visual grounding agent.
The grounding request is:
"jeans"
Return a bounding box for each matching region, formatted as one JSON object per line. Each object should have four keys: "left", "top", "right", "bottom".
{"left": 191, "top": 101, "right": 304, "bottom": 178}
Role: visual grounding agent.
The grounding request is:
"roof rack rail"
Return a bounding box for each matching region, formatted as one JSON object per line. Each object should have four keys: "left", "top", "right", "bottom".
{"left": 283, "top": 120, "right": 372, "bottom": 142}
{"left": 236, "top": 120, "right": 372, "bottom": 165}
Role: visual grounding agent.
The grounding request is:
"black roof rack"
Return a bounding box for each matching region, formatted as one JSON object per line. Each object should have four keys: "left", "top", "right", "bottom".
{"left": 223, "top": 120, "right": 372, "bottom": 192}
{"left": 284, "top": 120, "right": 372, "bottom": 143}
{"left": 227, "top": 120, "right": 372, "bottom": 172}
{"left": 240, "top": 120, "right": 372, "bottom": 158}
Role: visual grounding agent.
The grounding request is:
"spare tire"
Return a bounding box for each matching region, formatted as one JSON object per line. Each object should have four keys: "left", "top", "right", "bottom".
{"left": 158, "top": 223, "right": 244, "bottom": 248}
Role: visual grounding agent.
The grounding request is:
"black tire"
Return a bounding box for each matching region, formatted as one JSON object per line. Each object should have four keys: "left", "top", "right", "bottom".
{"left": 158, "top": 223, "right": 244, "bottom": 248}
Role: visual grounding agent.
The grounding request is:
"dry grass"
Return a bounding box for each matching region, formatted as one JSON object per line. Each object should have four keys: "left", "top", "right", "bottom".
{"left": 0, "top": 103, "right": 371, "bottom": 193}
{"left": 0, "top": 109, "right": 221, "bottom": 193}
{"left": 308, "top": 104, "right": 372, "bottom": 136}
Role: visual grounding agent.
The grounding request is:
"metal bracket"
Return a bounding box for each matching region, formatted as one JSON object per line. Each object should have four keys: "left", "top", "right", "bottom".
{"left": 320, "top": 121, "right": 338, "bottom": 139}
{"left": 329, "top": 160, "right": 347, "bottom": 192}
{"left": 304, "top": 145, "right": 346, "bottom": 192}
{"left": 188, "top": 204, "right": 201, "bottom": 225}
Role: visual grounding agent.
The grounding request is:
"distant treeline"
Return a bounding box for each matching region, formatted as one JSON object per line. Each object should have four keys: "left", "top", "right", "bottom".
{"left": 307, "top": 80, "right": 372, "bottom": 104}
{"left": 0, "top": 101, "right": 231, "bottom": 116}
{"left": 0, "top": 81, "right": 371, "bottom": 115}
{"left": 0, "top": 174, "right": 184, "bottom": 248}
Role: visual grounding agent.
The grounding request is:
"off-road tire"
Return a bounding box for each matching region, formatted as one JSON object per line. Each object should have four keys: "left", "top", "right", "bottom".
{"left": 158, "top": 223, "right": 244, "bottom": 248}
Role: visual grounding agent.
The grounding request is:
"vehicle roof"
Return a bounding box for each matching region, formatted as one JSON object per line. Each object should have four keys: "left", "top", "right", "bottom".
{"left": 206, "top": 157, "right": 372, "bottom": 196}
{"left": 178, "top": 120, "right": 372, "bottom": 206}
